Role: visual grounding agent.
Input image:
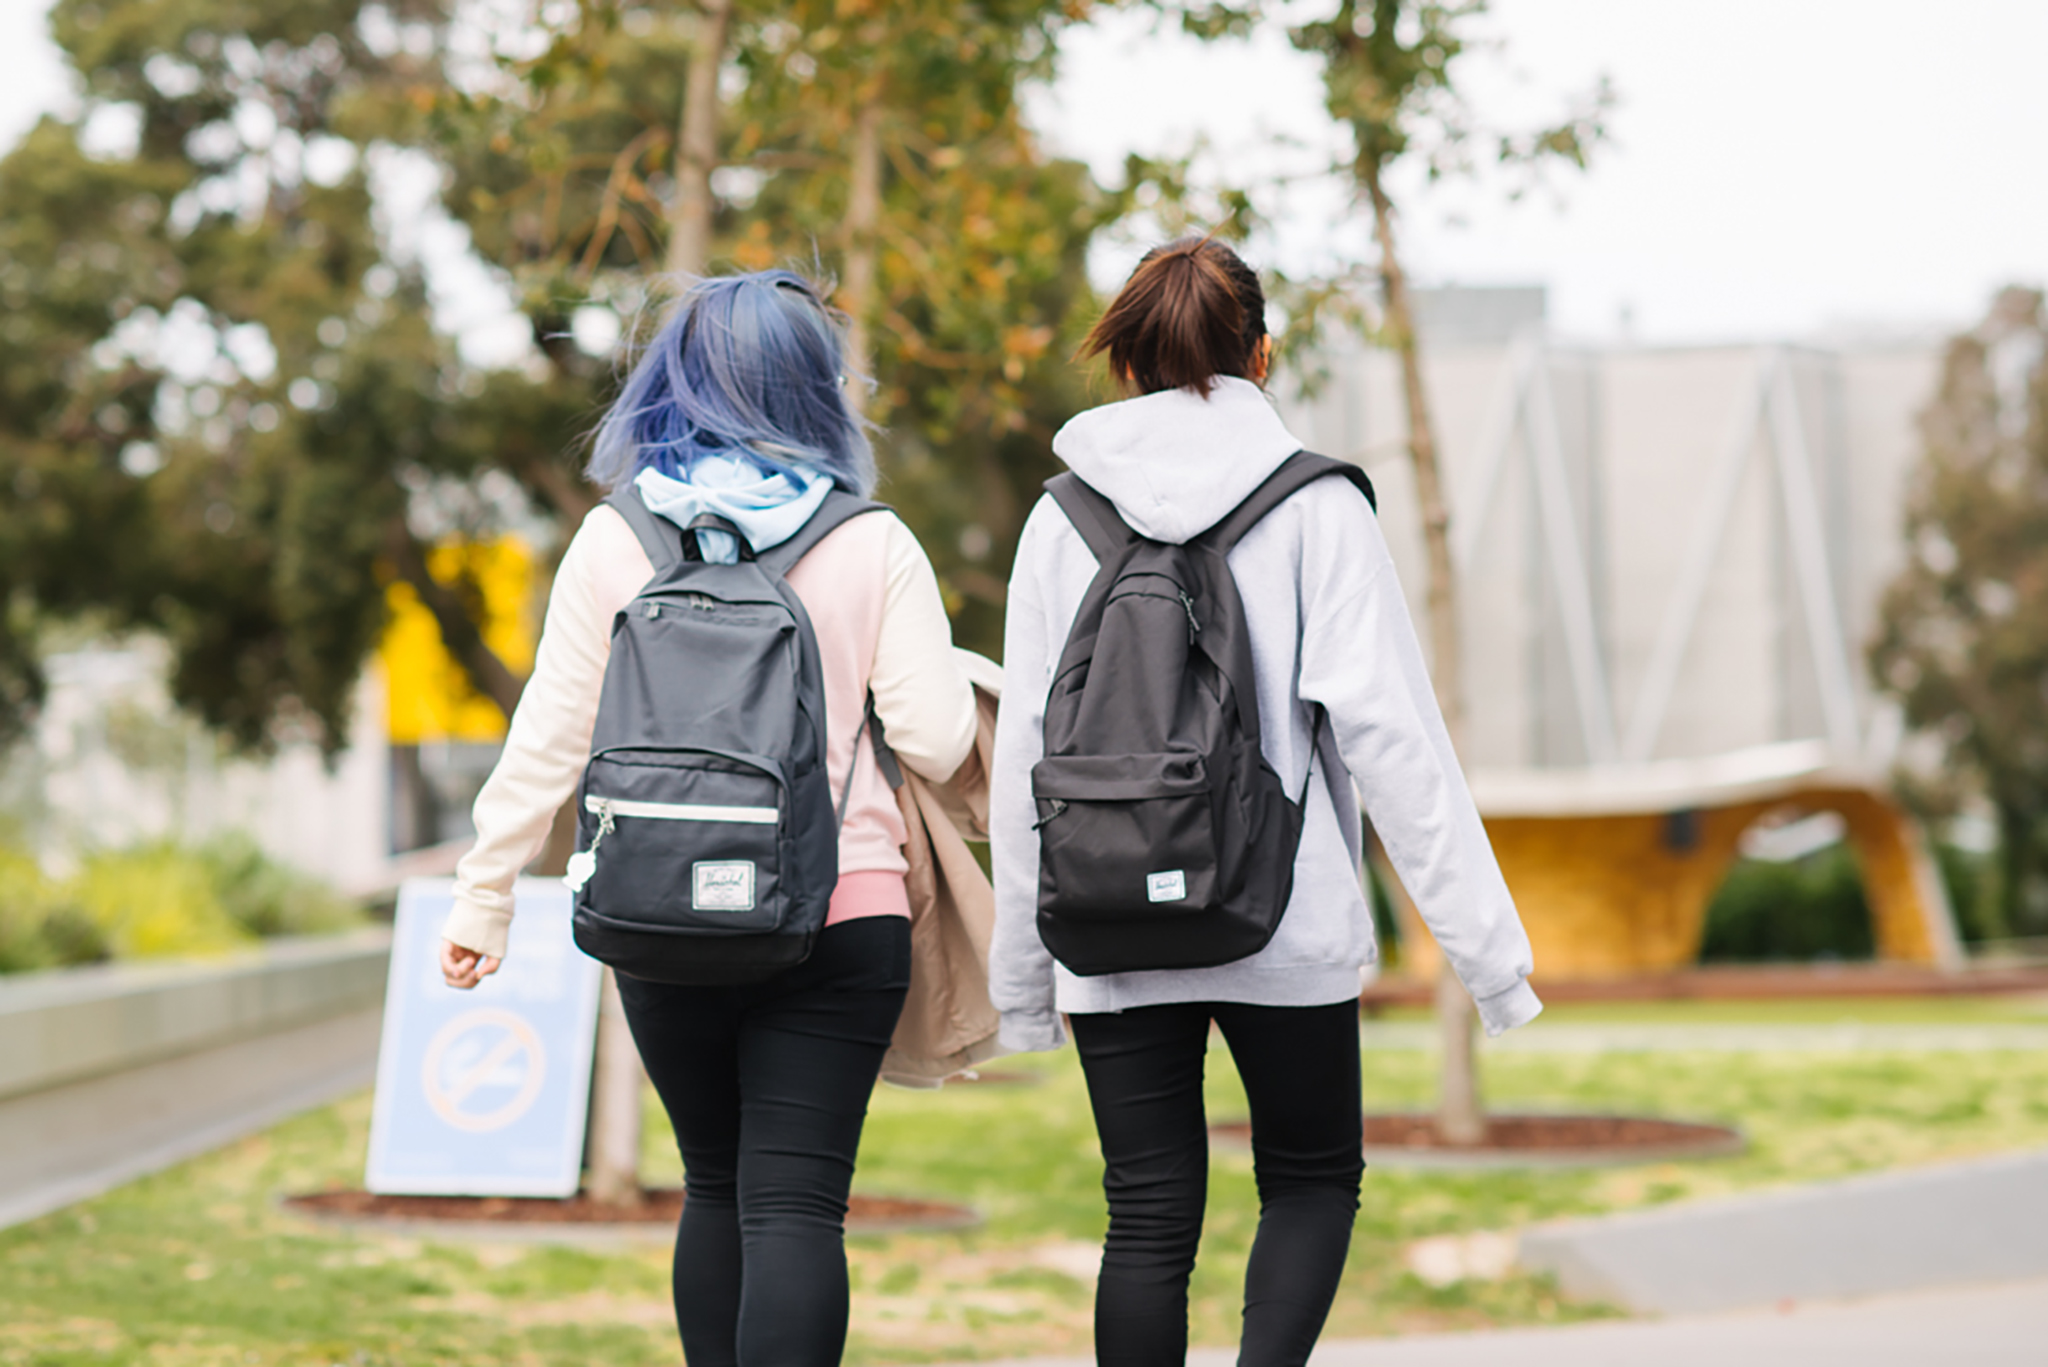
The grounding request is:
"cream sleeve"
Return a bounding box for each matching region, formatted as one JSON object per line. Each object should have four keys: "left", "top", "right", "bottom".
{"left": 442, "top": 512, "right": 632, "bottom": 959}
{"left": 867, "top": 515, "right": 977, "bottom": 783}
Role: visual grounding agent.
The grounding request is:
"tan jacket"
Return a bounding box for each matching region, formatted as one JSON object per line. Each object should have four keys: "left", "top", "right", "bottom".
{"left": 880, "top": 666, "right": 1008, "bottom": 1087}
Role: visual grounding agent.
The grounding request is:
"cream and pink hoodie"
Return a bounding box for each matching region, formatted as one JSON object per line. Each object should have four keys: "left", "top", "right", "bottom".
{"left": 440, "top": 501, "right": 978, "bottom": 960}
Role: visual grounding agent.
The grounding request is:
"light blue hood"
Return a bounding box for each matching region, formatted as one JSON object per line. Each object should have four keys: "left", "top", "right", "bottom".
{"left": 634, "top": 454, "right": 833, "bottom": 564}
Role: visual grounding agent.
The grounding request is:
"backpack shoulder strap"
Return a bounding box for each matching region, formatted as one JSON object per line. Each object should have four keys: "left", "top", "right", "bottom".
{"left": 605, "top": 484, "right": 686, "bottom": 572}
{"left": 754, "top": 488, "right": 888, "bottom": 578}
{"left": 1045, "top": 472, "right": 1140, "bottom": 565}
{"left": 1200, "top": 450, "right": 1378, "bottom": 553}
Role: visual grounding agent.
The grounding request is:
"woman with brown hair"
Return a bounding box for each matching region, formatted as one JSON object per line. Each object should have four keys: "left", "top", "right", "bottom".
{"left": 989, "top": 238, "right": 1541, "bottom": 1366}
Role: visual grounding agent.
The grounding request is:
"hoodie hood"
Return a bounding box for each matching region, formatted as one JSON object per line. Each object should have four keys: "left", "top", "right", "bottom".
{"left": 633, "top": 453, "right": 833, "bottom": 564}
{"left": 1049, "top": 377, "right": 1304, "bottom": 544}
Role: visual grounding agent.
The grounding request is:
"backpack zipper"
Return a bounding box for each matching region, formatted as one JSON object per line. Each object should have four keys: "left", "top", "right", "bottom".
{"left": 566, "top": 794, "right": 779, "bottom": 891}
{"left": 1032, "top": 798, "right": 1069, "bottom": 830}
{"left": 1105, "top": 587, "right": 1203, "bottom": 645}
{"left": 583, "top": 795, "right": 778, "bottom": 824}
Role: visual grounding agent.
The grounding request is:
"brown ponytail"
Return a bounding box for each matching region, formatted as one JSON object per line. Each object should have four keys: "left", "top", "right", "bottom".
{"left": 1078, "top": 236, "right": 1267, "bottom": 398}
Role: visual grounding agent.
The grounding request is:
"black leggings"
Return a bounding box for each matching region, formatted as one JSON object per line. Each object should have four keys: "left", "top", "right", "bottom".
{"left": 617, "top": 916, "right": 911, "bottom": 1367}
{"left": 1070, "top": 999, "right": 1364, "bottom": 1367}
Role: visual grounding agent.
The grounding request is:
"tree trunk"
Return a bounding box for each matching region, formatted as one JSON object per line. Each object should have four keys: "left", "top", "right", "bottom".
{"left": 1362, "top": 159, "right": 1483, "bottom": 1145}
{"left": 584, "top": 0, "right": 736, "bottom": 1210}
{"left": 839, "top": 95, "right": 883, "bottom": 410}
{"left": 668, "top": 0, "right": 733, "bottom": 278}
{"left": 1433, "top": 961, "right": 1484, "bottom": 1144}
{"left": 1363, "top": 165, "right": 1463, "bottom": 747}
{"left": 585, "top": 967, "right": 644, "bottom": 1206}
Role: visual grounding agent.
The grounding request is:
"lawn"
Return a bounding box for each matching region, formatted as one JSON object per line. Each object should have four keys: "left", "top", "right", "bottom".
{"left": 5, "top": 1005, "right": 2048, "bottom": 1365}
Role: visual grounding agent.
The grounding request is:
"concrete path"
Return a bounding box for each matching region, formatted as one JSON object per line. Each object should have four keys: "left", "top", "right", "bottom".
{"left": 931, "top": 1277, "right": 2048, "bottom": 1366}
{"left": 0, "top": 1007, "right": 382, "bottom": 1230}
{"left": 1519, "top": 1145, "right": 2048, "bottom": 1313}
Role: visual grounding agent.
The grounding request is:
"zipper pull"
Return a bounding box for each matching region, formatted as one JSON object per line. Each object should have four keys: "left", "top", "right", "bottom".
{"left": 566, "top": 800, "right": 615, "bottom": 893}
{"left": 1177, "top": 589, "right": 1201, "bottom": 644}
{"left": 1031, "top": 798, "right": 1069, "bottom": 831}
{"left": 563, "top": 850, "right": 595, "bottom": 892}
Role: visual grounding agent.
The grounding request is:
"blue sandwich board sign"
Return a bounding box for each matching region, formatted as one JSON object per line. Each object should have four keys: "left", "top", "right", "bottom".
{"left": 365, "top": 878, "right": 603, "bottom": 1196}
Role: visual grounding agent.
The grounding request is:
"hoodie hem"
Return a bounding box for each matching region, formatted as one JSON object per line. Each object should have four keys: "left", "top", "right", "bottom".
{"left": 1054, "top": 962, "right": 1362, "bottom": 1015}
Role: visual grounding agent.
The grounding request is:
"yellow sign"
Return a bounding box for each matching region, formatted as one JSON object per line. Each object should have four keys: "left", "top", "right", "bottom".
{"left": 380, "top": 539, "right": 537, "bottom": 745}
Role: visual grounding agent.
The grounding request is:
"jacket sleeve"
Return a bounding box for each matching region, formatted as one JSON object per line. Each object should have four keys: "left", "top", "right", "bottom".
{"left": 868, "top": 516, "right": 977, "bottom": 784}
{"left": 442, "top": 512, "right": 628, "bottom": 959}
{"left": 987, "top": 499, "right": 1066, "bottom": 1053}
{"left": 1296, "top": 484, "right": 1542, "bottom": 1036}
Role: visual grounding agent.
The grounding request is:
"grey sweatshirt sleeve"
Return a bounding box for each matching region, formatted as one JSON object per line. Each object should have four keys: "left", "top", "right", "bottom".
{"left": 1296, "top": 485, "right": 1542, "bottom": 1036}
{"left": 987, "top": 501, "right": 1067, "bottom": 1053}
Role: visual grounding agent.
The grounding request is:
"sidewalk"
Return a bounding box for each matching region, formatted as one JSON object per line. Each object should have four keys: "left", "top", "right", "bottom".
{"left": 1518, "top": 1145, "right": 2048, "bottom": 1312}
{"left": 930, "top": 1277, "right": 2048, "bottom": 1366}
{"left": 0, "top": 1007, "right": 380, "bottom": 1230}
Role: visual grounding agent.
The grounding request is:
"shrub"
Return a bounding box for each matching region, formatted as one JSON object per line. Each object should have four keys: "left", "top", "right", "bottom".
{"left": 0, "top": 854, "right": 59, "bottom": 973}
{"left": 70, "top": 843, "right": 255, "bottom": 961}
{"left": 1932, "top": 841, "right": 2001, "bottom": 944}
{"left": 0, "top": 851, "right": 106, "bottom": 973}
{"left": 193, "top": 832, "right": 360, "bottom": 939}
{"left": 1698, "top": 844, "right": 1875, "bottom": 963}
{"left": 0, "top": 835, "right": 364, "bottom": 974}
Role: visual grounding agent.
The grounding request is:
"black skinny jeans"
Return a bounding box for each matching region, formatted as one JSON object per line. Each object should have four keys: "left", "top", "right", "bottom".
{"left": 616, "top": 916, "right": 911, "bottom": 1367}
{"left": 1070, "top": 999, "right": 1365, "bottom": 1367}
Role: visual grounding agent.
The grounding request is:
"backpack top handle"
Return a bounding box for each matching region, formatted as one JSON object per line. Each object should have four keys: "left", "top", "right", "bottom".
{"left": 677, "top": 512, "right": 756, "bottom": 562}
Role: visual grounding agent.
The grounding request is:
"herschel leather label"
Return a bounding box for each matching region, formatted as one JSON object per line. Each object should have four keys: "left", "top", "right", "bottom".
{"left": 693, "top": 861, "right": 757, "bottom": 912}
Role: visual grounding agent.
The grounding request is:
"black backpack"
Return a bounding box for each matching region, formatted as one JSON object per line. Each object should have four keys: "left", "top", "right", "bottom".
{"left": 566, "top": 484, "right": 889, "bottom": 984}
{"left": 1032, "top": 450, "right": 1376, "bottom": 976}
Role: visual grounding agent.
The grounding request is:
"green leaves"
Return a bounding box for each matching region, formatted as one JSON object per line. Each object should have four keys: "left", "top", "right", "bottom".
{"left": 1871, "top": 289, "right": 2048, "bottom": 935}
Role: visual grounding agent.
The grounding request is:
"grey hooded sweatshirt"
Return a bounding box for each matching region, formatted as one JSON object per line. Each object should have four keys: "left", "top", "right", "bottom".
{"left": 989, "top": 377, "right": 1542, "bottom": 1052}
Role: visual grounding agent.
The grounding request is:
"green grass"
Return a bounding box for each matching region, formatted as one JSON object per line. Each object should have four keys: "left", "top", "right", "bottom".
{"left": 7, "top": 1021, "right": 2048, "bottom": 1365}
{"left": 1370, "top": 990, "right": 2048, "bottom": 1027}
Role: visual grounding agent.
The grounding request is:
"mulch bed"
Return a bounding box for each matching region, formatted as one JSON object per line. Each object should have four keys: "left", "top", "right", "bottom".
{"left": 283, "top": 1189, "right": 978, "bottom": 1231}
{"left": 1211, "top": 1112, "right": 1744, "bottom": 1166}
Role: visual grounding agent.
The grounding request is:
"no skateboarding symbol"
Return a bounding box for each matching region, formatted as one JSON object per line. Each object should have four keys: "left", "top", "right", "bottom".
{"left": 366, "top": 879, "right": 600, "bottom": 1196}
{"left": 421, "top": 1008, "right": 547, "bottom": 1134}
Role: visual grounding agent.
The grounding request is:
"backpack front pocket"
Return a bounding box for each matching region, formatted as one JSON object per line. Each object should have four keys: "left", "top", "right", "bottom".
{"left": 577, "top": 749, "right": 787, "bottom": 935}
{"left": 1031, "top": 752, "right": 1217, "bottom": 918}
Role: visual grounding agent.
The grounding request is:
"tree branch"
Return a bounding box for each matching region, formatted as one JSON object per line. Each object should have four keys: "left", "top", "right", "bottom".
{"left": 385, "top": 519, "right": 526, "bottom": 720}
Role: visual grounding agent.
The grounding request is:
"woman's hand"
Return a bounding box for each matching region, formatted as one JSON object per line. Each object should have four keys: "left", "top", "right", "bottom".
{"left": 441, "top": 939, "right": 502, "bottom": 990}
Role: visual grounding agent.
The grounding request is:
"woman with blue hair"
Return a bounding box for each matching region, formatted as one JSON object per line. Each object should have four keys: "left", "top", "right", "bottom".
{"left": 438, "top": 271, "right": 978, "bottom": 1365}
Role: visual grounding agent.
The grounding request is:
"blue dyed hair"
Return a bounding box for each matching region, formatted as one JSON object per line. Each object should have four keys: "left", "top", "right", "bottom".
{"left": 586, "top": 270, "right": 874, "bottom": 496}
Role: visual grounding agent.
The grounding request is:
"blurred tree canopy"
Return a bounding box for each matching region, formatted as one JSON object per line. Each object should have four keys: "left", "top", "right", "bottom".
{"left": 1871, "top": 287, "right": 2048, "bottom": 941}
{"left": 0, "top": 0, "right": 1137, "bottom": 753}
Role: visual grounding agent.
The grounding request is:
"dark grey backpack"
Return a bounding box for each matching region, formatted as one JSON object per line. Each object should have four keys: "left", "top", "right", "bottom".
{"left": 1033, "top": 451, "right": 1375, "bottom": 976}
{"left": 567, "top": 484, "right": 888, "bottom": 984}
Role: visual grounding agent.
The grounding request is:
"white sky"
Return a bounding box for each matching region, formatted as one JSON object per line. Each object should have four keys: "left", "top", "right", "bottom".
{"left": 6, "top": 0, "right": 2046, "bottom": 346}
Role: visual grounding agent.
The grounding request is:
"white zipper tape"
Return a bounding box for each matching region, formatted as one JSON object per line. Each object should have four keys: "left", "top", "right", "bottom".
{"left": 585, "top": 795, "right": 777, "bottom": 825}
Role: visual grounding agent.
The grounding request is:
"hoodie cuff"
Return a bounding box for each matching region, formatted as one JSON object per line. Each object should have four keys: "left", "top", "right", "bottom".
{"left": 997, "top": 1007, "right": 1066, "bottom": 1055}
{"left": 1475, "top": 978, "right": 1542, "bottom": 1037}
{"left": 441, "top": 895, "right": 512, "bottom": 961}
